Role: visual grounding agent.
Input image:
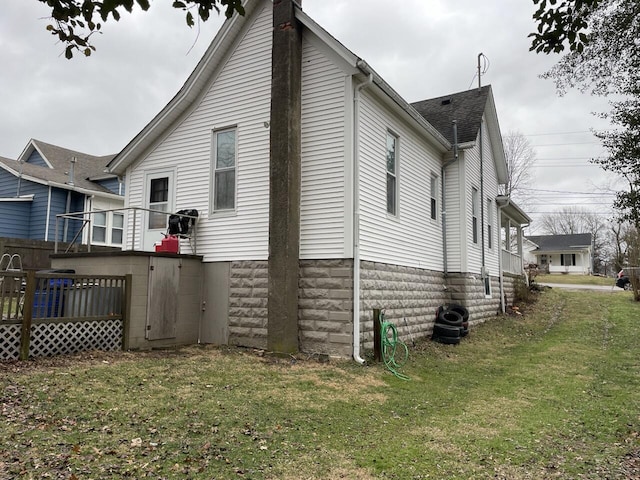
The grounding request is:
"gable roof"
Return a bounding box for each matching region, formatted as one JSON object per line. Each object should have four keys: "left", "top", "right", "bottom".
{"left": 411, "top": 86, "right": 491, "bottom": 144}
{"left": 108, "top": 0, "right": 452, "bottom": 175}
{"left": 526, "top": 233, "right": 592, "bottom": 252}
{"left": 0, "top": 139, "right": 120, "bottom": 199}
{"left": 411, "top": 85, "right": 508, "bottom": 184}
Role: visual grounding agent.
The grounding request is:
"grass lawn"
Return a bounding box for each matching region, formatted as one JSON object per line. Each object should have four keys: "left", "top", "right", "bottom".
{"left": 1, "top": 289, "right": 639, "bottom": 479}
{"left": 535, "top": 273, "right": 616, "bottom": 287}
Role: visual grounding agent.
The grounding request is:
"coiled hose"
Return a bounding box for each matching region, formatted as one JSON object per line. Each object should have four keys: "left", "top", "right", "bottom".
{"left": 380, "top": 312, "right": 410, "bottom": 381}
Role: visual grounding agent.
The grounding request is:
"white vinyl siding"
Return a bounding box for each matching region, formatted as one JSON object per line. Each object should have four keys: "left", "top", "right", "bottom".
{"left": 463, "top": 117, "right": 501, "bottom": 275}
{"left": 357, "top": 90, "right": 443, "bottom": 270}
{"left": 299, "top": 32, "right": 349, "bottom": 259}
{"left": 125, "top": 2, "right": 272, "bottom": 260}
{"left": 443, "top": 156, "right": 465, "bottom": 272}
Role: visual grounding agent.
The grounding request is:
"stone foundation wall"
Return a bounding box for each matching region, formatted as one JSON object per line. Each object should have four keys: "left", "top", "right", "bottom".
{"left": 502, "top": 273, "right": 519, "bottom": 308}
{"left": 298, "top": 259, "right": 353, "bottom": 357}
{"left": 228, "top": 260, "right": 269, "bottom": 349}
{"left": 445, "top": 273, "right": 502, "bottom": 324}
{"left": 359, "top": 261, "right": 449, "bottom": 349}
{"left": 227, "top": 259, "right": 354, "bottom": 356}
{"left": 225, "top": 259, "right": 526, "bottom": 358}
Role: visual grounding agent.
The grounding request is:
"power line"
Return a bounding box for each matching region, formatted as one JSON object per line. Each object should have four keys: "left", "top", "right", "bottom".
{"left": 518, "top": 130, "right": 593, "bottom": 137}
{"left": 531, "top": 141, "right": 602, "bottom": 147}
{"left": 532, "top": 164, "right": 601, "bottom": 168}
{"left": 518, "top": 187, "right": 616, "bottom": 195}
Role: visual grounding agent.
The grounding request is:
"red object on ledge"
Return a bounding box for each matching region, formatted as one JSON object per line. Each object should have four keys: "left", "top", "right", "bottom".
{"left": 155, "top": 235, "right": 179, "bottom": 253}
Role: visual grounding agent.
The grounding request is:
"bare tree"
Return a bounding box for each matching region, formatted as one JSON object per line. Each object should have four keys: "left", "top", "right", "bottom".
{"left": 500, "top": 130, "right": 536, "bottom": 209}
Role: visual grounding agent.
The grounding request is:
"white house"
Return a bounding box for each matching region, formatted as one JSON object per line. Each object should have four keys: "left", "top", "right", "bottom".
{"left": 526, "top": 233, "right": 593, "bottom": 275}
{"left": 106, "top": 0, "right": 530, "bottom": 359}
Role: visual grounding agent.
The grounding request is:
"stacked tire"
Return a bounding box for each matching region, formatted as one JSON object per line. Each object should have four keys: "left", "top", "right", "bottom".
{"left": 432, "top": 304, "right": 470, "bottom": 345}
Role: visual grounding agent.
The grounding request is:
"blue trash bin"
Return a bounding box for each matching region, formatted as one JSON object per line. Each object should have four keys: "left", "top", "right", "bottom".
{"left": 33, "top": 269, "right": 75, "bottom": 318}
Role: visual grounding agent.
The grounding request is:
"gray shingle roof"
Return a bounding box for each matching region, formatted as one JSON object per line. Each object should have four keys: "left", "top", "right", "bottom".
{"left": 0, "top": 140, "right": 116, "bottom": 195}
{"left": 410, "top": 85, "right": 492, "bottom": 144}
{"left": 526, "top": 233, "right": 592, "bottom": 252}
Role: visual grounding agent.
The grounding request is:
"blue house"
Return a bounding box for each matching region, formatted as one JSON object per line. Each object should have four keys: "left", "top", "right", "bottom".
{"left": 0, "top": 139, "right": 125, "bottom": 247}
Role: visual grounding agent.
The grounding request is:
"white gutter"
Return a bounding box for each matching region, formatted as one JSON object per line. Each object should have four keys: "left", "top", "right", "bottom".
{"left": 352, "top": 72, "right": 373, "bottom": 365}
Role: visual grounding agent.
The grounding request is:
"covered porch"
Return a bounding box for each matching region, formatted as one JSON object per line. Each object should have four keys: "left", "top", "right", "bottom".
{"left": 497, "top": 196, "right": 531, "bottom": 275}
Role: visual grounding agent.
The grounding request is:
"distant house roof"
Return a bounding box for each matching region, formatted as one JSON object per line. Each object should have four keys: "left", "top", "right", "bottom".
{"left": 411, "top": 86, "right": 492, "bottom": 144}
{"left": 526, "top": 233, "right": 592, "bottom": 252}
{"left": 0, "top": 139, "right": 119, "bottom": 198}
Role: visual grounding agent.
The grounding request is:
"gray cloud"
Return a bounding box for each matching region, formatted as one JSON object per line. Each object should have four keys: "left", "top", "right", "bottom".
{"left": 1, "top": 0, "right": 618, "bottom": 230}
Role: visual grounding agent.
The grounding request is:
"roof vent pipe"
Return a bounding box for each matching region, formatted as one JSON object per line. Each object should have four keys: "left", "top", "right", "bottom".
{"left": 68, "top": 156, "right": 76, "bottom": 186}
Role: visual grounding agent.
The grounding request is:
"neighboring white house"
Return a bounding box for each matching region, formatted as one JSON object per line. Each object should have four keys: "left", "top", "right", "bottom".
{"left": 526, "top": 233, "right": 593, "bottom": 275}
{"left": 107, "top": 0, "right": 530, "bottom": 358}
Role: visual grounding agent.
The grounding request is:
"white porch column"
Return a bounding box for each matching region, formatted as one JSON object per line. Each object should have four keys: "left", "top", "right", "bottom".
{"left": 517, "top": 225, "right": 524, "bottom": 274}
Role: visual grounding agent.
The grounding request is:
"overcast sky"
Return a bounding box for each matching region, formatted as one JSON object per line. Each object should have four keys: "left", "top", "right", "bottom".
{"left": 1, "top": 0, "right": 620, "bottom": 233}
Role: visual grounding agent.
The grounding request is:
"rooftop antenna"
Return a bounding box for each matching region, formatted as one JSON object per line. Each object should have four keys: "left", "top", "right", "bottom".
{"left": 477, "top": 53, "right": 489, "bottom": 91}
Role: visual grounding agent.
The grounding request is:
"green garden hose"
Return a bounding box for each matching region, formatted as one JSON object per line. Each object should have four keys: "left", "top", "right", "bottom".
{"left": 380, "top": 312, "right": 410, "bottom": 381}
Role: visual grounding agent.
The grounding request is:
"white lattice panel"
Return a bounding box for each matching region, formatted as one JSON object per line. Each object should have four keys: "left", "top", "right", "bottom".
{"left": 29, "top": 319, "right": 123, "bottom": 358}
{"left": 0, "top": 324, "right": 21, "bottom": 361}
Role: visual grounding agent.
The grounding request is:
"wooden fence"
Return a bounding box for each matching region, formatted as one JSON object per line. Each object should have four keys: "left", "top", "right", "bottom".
{"left": 0, "top": 271, "right": 131, "bottom": 361}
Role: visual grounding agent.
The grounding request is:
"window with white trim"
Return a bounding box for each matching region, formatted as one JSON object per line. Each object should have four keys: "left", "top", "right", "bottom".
{"left": 112, "top": 213, "right": 124, "bottom": 245}
{"left": 430, "top": 174, "right": 438, "bottom": 221}
{"left": 212, "top": 128, "right": 237, "bottom": 212}
{"left": 92, "top": 211, "right": 107, "bottom": 243}
{"left": 484, "top": 276, "right": 492, "bottom": 297}
{"left": 92, "top": 211, "right": 124, "bottom": 246}
{"left": 386, "top": 132, "right": 398, "bottom": 216}
{"left": 487, "top": 198, "right": 493, "bottom": 249}
{"left": 148, "top": 176, "right": 169, "bottom": 229}
{"left": 471, "top": 187, "right": 479, "bottom": 244}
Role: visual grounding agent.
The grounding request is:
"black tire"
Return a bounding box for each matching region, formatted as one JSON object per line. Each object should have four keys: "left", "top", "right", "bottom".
{"left": 433, "top": 323, "right": 461, "bottom": 338}
{"left": 448, "top": 304, "right": 469, "bottom": 322}
{"left": 460, "top": 327, "right": 469, "bottom": 337}
{"left": 435, "top": 305, "right": 447, "bottom": 321}
{"left": 432, "top": 335, "right": 461, "bottom": 345}
{"left": 437, "top": 310, "right": 463, "bottom": 327}
{"left": 461, "top": 321, "right": 469, "bottom": 330}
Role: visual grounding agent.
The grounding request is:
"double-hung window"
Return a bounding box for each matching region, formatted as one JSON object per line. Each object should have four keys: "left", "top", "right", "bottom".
{"left": 487, "top": 198, "right": 493, "bottom": 249}
{"left": 386, "top": 132, "right": 398, "bottom": 216}
{"left": 471, "top": 187, "right": 479, "bottom": 244}
{"left": 112, "top": 213, "right": 124, "bottom": 245}
{"left": 92, "top": 211, "right": 107, "bottom": 243}
{"left": 430, "top": 174, "right": 438, "bottom": 221}
{"left": 148, "top": 177, "right": 169, "bottom": 229}
{"left": 212, "top": 128, "right": 237, "bottom": 212}
{"left": 92, "top": 211, "right": 124, "bottom": 246}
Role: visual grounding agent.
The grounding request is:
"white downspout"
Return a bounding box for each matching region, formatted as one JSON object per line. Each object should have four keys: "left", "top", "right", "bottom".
{"left": 44, "top": 186, "right": 52, "bottom": 241}
{"left": 352, "top": 68, "right": 373, "bottom": 365}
